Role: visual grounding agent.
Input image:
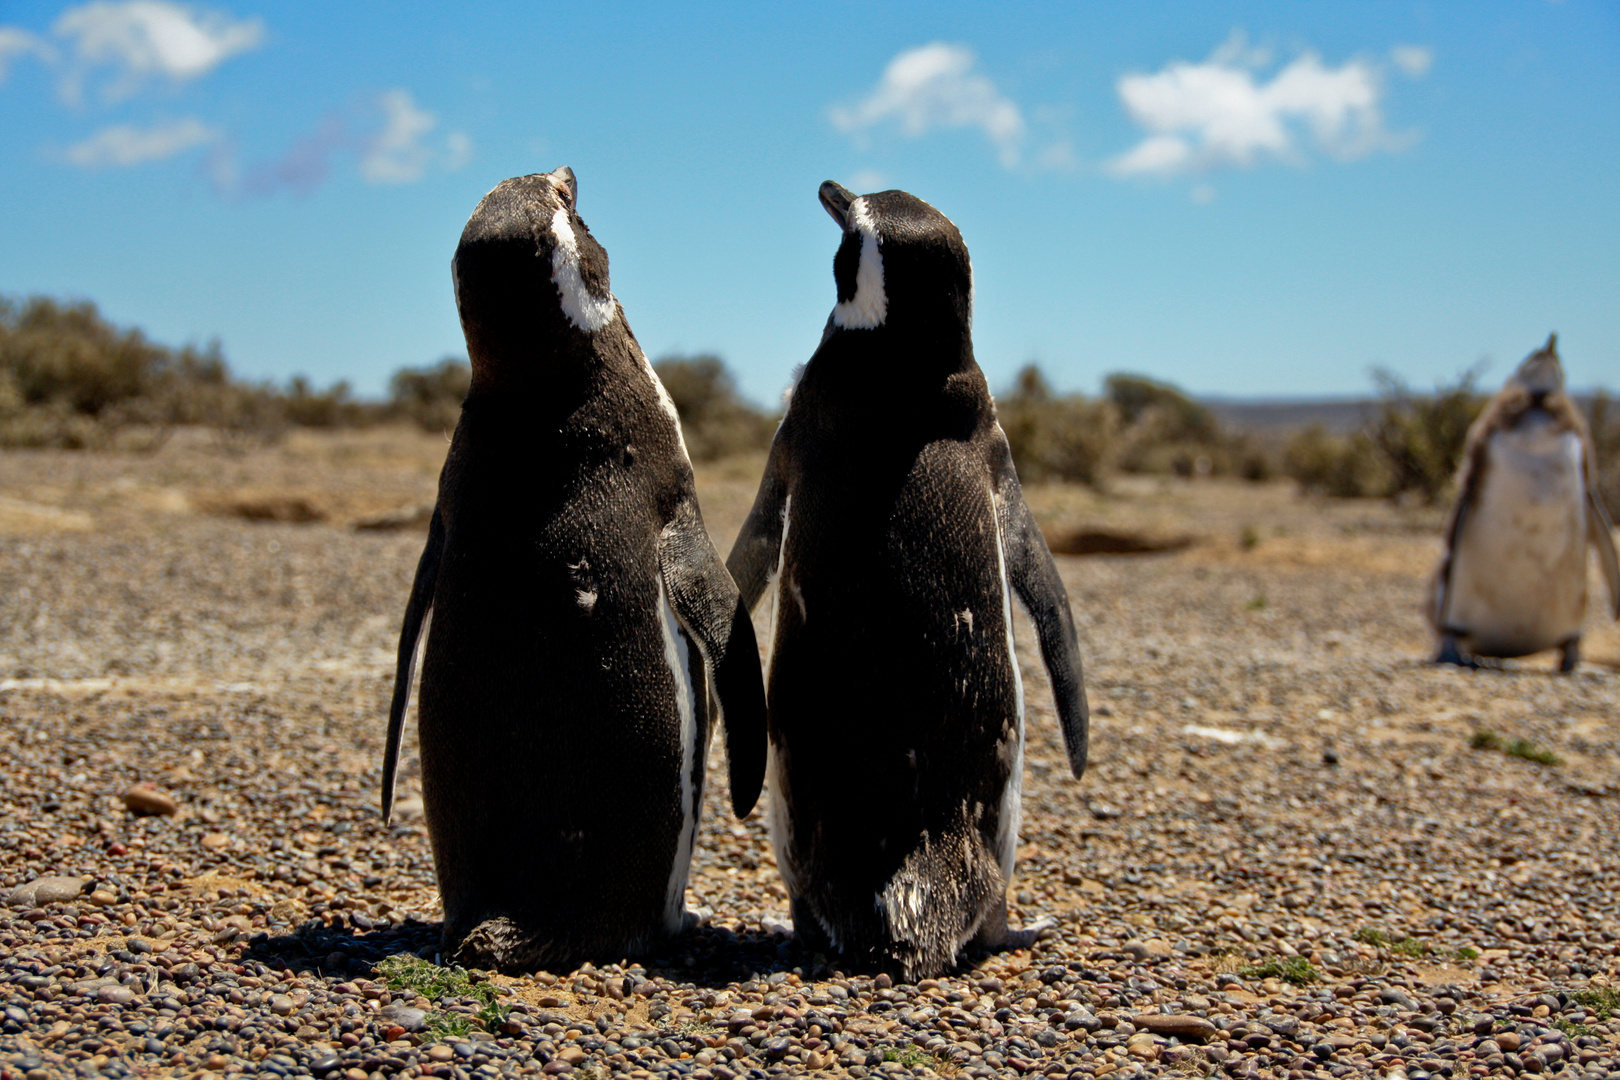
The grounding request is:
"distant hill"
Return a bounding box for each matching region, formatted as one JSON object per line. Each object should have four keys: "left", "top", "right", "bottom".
{"left": 1203, "top": 392, "right": 1611, "bottom": 435}
{"left": 1200, "top": 397, "right": 1374, "bottom": 434}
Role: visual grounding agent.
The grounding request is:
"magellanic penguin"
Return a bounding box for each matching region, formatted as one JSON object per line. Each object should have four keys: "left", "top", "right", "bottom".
{"left": 1429, "top": 333, "right": 1620, "bottom": 672}
{"left": 382, "top": 168, "right": 767, "bottom": 971}
{"left": 726, "top": 182, "right": 1089, "bottom": 981}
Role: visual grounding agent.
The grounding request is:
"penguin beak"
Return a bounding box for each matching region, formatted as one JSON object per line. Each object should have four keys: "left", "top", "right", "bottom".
{"left": 819, "top": 181, "right": 856, "bottom": 228}
{"left": 547, "top": 166, "right": 578, "bottom": 208}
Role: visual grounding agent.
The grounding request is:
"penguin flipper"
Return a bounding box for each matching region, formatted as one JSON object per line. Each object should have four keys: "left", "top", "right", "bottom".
{"left": 660, "top": 499, "right": 768, "bottom": 818}
{"left": 991, "top": 434, "right": 1089, "bottom": 780}
{"left": 725, "top": 436, "right": 789, "bottom": 613}
{"left": 382, "top": 506, "right": 444, "bottom": 824}
{"left": 1431, "top": 431, "right": 1488, "bottom": 630}
{"left": 1587, "top": 486, "right": 1620, "bottom": 620}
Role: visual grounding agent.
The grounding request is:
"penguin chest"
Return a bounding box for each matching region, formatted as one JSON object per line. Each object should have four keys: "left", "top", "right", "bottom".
{"left": 1446, "top": 428, "right": 1588, "bottom": 655}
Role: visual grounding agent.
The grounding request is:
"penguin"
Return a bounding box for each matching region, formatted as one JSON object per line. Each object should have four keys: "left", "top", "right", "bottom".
{"left": 726, "top": 181, "right": 1089, "bottom": 981}
{"left": 1429, "top": 333, "right": 1620, "bottom": 672}
{"left": 381, "top": 167, "right": 767, "bottom": 970}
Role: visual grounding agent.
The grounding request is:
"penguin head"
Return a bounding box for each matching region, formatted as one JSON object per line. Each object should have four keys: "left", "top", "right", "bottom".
{"left": 1511, "top": 332, "right": 1564, "bottom": 405}
{"left": 452, "top": 167, "right": 617, "bottom": 373}
{"left": 819, "top": 181, "right": 973, "bottom": 339}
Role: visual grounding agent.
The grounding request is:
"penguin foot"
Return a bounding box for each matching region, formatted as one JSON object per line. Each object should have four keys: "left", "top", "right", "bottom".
{"left": 1559, "top": 638, "right": 1580, "bottom": 674}
{"left": 998, "top": 916, "right": 1058, "bottom": 951}
{"left": 1433, "top": 634, "right": 1477, "bottom": 669}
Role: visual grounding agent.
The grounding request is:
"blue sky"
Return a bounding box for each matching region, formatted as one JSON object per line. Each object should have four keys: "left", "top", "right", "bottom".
{"left": 0, "top": 1, "right": 1616, "bottom": 405}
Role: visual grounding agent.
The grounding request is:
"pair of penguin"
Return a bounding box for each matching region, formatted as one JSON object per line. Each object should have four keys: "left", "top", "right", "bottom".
{"left": 1429, "top": 334, "right": 1619, "bottom": 671}
{"left": 380, "top": 168, "right": 1087, "bottom": 979}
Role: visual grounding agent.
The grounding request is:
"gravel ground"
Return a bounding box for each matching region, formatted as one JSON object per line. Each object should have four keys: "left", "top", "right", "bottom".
{"left": 2, "top": 429, "right": 1619, "bottom": 1080}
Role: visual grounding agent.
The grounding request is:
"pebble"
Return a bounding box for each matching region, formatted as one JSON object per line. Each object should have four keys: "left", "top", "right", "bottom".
{"left": 7, "top": 875, "right": 88, "bottom": 907}
{"left": 377, "top": 1003, "right": 428, "bottom": 1032}
{"left": 1133, "top": 1013, "right": 1218, "bottom": 1040}
{"left": 122, "top": 783, "right": 178, "bottom": 816}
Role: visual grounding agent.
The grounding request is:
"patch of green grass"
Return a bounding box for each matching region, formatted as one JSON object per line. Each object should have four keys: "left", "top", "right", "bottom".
{"left": 881, "top": 1045, "right": 955, "bottom": 1073}
{"left": 1353, "top": 926, "right": 1479, "bottom": 963}
{"left": 376, "top": 953, "right": 475, "bottom": 1000}
{"left": 475, "top": 998, "right": 510, "bottom": 1032}
{"left": 375, "top": 953, "right": 508, "bottom": 1034}
{"left": 1554, "top": 1017, "right": 1592, "bottom": 1038}
{"left": 1239, "top": 957, "right": 1321, "bottom": 985}
{"left": 1574, "top": 988, "right": 1620, "bottom": 1019}
{"left": 1470, "top": 730, "right": 1562, "bottom": 766}
{"left": 1245, "top": 594, "right": 1267, "bottom": 611}
{"left": 425, "top": 1012, "right": 473, "bottom": 1040}
{"left": 1240, "top": 525, "right": 1261, "bottom": 551}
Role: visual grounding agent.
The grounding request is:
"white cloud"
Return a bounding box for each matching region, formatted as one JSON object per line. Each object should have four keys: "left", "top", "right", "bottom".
{"left": 53, "top": 0, "right": 263, "bottom": 103}
{"left": 360, "top": 88, "right": 436, "bottom": 184}
{"left": 203, "top": 89, "right": 469, "bottom": 197}
{"left": 444, "top": 130, "right": 472, "bottom": 171}
{"left": 1390, "top": 45, "right": 1433, "bottom": 77}
{"left": 848, "top": 169, "right": 888, "bottom": 193}
{"left": 64, "top": 116, "right": 217, "bottom": 166}
{"left": 1108, "top": 32, "right": 1419, "bottom": 178}
{"left": 831, "top": 43, "right": 1026, "bottom": 168}
{"left": 0, "top": 27, "right": 53, "bottom": 83}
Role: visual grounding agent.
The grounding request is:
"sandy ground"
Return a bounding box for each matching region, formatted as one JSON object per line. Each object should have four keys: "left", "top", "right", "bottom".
{"left": 2, "top": 426, "right": 1619, "bottom": 1080}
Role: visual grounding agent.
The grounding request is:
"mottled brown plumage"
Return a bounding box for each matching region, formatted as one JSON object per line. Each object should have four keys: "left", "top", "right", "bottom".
{"left": 1429, "top": 334, "right": 1620, "bottom": 670}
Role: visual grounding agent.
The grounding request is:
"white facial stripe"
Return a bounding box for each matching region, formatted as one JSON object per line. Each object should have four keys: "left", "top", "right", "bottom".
{"left": 658, "top": 579, "right": 699, "bottom": 931}
{"left": 831, "top": 198, "right": 887, "bottom": 330}
{"left": 548, "top": 207, "right": 617, "bottom": 332}
{"left": 990, "top": 492, "right": 1025, "bottom": 885}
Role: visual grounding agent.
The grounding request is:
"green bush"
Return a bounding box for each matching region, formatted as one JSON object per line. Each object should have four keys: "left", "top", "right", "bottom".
{"left": 652, "top": 354, "right": 776, "bottom": 461}
{"left": 389, "top": 357, "right": 471, "bottom": 433}
{"left": 996, "top": 365, "right": 1117, "bottom": 487}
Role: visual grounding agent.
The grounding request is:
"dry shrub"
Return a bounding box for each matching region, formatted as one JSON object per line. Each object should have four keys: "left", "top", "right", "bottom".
{"left": 283, "top": 376, "right": 375, "bottom": 429}
{"left": 1108, "top": 372, "right": 1276, "bottom": 480}
{"left": 1281, "top": 368, "right": 1485, "bottom": 502}
{"left": 996, "top": 366, "right": 1117, "bottom": 487}
{"left": 1588, "top": 392, "right": 1620, "bottom": 517}
{"left": 390, "top": 358, "right": 470, "bottom": 433}
{"left": 1283, "top": 425, "right": 1391, "bottom": 498}
{"left": 652, "top": 354, "right": 776, "bottom": 462}
{"left": 0, "top": 293, "right": 386, "bottom": 451}
{"left": 1367, "top": 367, "right": 1485, "bottom": 504}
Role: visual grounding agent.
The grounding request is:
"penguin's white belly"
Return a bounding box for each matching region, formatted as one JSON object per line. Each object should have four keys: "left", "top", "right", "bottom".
{"left": 1446, "top": 429, "right": 1587, "bottom": 656}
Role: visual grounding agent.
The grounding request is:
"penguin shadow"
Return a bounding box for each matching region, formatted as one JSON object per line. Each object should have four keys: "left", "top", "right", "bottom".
{"left": 239, "top": 914, "right": 815, "bottom": 988}
{"left": 1410, "top": 652, "right": 1592, "bottom": 678}
{"left": 634, "top": 919, "right": 1041, "bottom": 988}
{"left": 240, "top": 914, "right": 1024, "bottom": 989}
{"left": 239, "top": 913, "right": 442, "bottom": 980}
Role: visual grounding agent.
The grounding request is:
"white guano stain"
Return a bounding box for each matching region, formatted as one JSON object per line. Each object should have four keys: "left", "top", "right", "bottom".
{"left": 548, "top": 207, "right": 617, "bottom": 332}
{"left": 657, "top": 579, "right": 699, "bottom": 931}
{"left": 831, "top": 198, "right": 887, "bottom": 330}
